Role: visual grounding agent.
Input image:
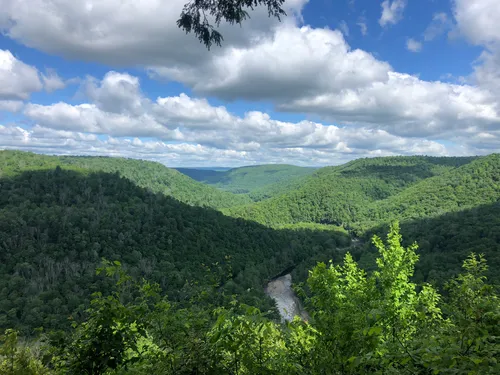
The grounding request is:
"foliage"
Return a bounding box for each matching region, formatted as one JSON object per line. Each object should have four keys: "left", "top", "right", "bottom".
{"left": 0, "top": 164, "right": 348, "bottom": 333}
{"left": 306, "top": 222, "right": 445, "bottom": 373}
{"left": 0, "top": 329, "right": 50, "bottom": 375}
{"left": 0, "top": 150, "right": 251, "bottom": 209}
{"left": 6, "top": 225, "right": 498, "bottom": 374}
{"left": 224, "top": 155, "right": 481, "bottom": 228}
{"left": 177, "top": 0, "right": 286, "bottom": 49}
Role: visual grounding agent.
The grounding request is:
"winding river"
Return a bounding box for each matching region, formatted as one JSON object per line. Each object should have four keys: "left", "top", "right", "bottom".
{"left": 265, "top": 274, "right": 309, "bottom": 322}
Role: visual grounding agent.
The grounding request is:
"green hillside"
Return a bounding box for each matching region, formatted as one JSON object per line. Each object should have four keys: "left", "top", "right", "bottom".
{"left": 361, "top": 154, "right": 500, "bottom": 228}
{"left": 0, "top": 151, "right": 251, "bottom": 209}
{"left": 223, "top": 155, "right": 480, "bottom": 228}
{"left": 176, "top": 164, "right": 316, "bottom": 200}
{"left": 0, "top": 163, "right": 349, "bottom": 333}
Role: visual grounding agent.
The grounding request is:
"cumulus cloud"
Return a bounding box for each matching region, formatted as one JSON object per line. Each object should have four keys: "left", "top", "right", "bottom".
{"left": 453, "top": 0, "right": 500, "bottom": 96}
{"left": 1, "top": 0, "right": 499, "bottom": 165}
{"left": 406, "top": 39, "right": 422, "bottom": 52}
{"left": 379, "top": 0, "right": 407, "bottom": 27}
{"left": 0, "top": 0, "right": 307, "bottom": 66}
{"left": 453, "top": 0, "right": 500, "bottom": 46}
{"left": 150, "top": 25, "right": 391, "bottom": 101}
{"left": 85, "top": 71, "right": 147, "bottom": 116}
{"left": 0, "top": 49, "right": 43, "bottom": 100}
{"left": 13, "top": 71, "right": 467, "bottom": 165}
{"left": 0, "top": 123, "right": 454, "bottom": 168}
{"left": 0, "top": 100, "right": 24, "bottom": 112}
{"left": 279, "top": 72, "right": 500, "bottom": 139}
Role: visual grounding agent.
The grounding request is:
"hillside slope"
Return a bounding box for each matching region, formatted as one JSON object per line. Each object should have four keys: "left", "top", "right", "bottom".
{"left": 361, "top": 154, "right": 500, "bottom": 228}
{"left": 0, "top": 167, "right": 348, "bottom": 332}
{"left": 223, "top": 156, "right": 479, "bottom": 228}
{"left": 0, "top": 151, "right": 251, "bottom": 209}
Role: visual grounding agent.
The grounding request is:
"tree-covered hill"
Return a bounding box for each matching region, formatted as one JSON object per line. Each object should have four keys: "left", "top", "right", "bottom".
{"left": 0, "top": 151, "right": 251, "bottom": 209}
{"left": 350, "top": 202, "right": 500, "bottom": 285}
{"left": 0, "top": 167, "right": 349, "bottom": 333}
{"left": 223, "top": 155, "right": 480, "bottom": 227}
{"left": 176, "top": 164, "right": 316, "bottom": 200}
{"left": 360, "top": 154, "right": 500, "bottom": 228}
{"left": 1, "top": 151, "right": 499, "bottom": 338}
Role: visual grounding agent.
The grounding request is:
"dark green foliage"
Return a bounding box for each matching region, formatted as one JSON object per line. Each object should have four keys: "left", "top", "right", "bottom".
{"left": 176, "top": 164, "right": 316, "bottom": 200}
{"left": 177, "top": 0, "right": 286, "bottom": 49}
{"left": 3, "top": 226, "right": 498, "bottom": 374}
{"left": 364, "top": 203, "right": 500, "bottom": 286}
{"left": 0, "top": 151, "right": 251, "bottom": 209}
{"left": 0, "top": 164, "right": 348, "bottom": 333}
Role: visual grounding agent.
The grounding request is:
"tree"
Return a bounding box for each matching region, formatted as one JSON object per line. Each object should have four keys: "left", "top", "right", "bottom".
{"left": 177, "top": 0, "right": 287, "bottom": 49}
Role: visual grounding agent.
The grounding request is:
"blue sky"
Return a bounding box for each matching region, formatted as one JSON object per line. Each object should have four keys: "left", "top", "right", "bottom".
{"left": 0, "top": 0, "right": 499, "bottom": 167}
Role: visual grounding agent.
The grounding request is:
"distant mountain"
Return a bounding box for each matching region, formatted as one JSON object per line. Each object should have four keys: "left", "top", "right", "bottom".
{"left": 0, "top": 151, "right": 251, "bottom": 209}
{"left": 178, "top": 167, "right": 233, "bottom": 171}
{"left": 176, "top": 164, "right": 317, "bottom": 200}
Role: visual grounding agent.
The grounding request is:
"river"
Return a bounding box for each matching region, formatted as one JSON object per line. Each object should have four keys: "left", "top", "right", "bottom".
{"left": 265, "top": 274, "right": 309, "bottom": 322}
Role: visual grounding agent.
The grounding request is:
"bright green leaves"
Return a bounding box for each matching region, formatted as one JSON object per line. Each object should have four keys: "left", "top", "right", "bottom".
{"left": 5, "top": 225, "right": 499, "bottom": 374}
{"left": 307, "top": 222, "right": 445, "bottom": 373}
{"left": 439, "top": 253, "right": 500, "bottom": 373}
{"left": 0, "top": 329, "right": 50, "bottom": 375}
{"left": 208, "top": 303, "right": 316, "bottom": 374}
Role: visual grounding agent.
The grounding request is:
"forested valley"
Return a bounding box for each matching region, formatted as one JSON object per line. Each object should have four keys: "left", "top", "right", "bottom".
{"left": 1, "top": 150, "right": 499, "bottom": 374}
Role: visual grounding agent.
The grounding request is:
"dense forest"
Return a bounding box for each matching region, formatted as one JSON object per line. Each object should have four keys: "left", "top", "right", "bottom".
{"left": 2, "top": 225, "right": 499, "bottom": 374}
{"left": 0, "top": 151, "right": 251, "bottom": 209}
{"left": 1, "top": 150, "right": 499, "bottom": 374}
{"left": 223, "top": 155, "right": 485, "bottom": 228}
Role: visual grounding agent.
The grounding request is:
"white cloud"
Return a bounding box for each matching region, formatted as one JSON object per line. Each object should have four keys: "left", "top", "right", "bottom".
{"left": 0, "top": 0, "right": 499, "bottom": 164}
{"left": 0, "top": 49, "right": 43, "bottom": 100}
{"left": 357, "top": 17, "right": 368, "bottom": 36}
{"left": 453, "top": 0, "right": 500, "bottom": 46}
{"left": 24, "top": 101, "right": 179, "bottom": 140}
{"left": 0, "top": 123, "right": 455, "bottom": 168}
{"left": 42, "top": 69, "right": 66, "bottom": 92}
{"left": 406, "top": 39, "right": 422, "bottom": 52}
{"left": 15, "top": 71, "right": 465, "bottom": 164}
{"left": 0, "top": 100, "right": 24, "bottom": 112}
{"left": 0, "top": 0, "right": 307, "bottom": 66}
{"left": 379, "top": 0, "right": 407, "bottom": 27}
{"left": 278, "top": 72, "right": 500, "bottom": 139}
{"left": 85, "top": 71, "right": 146, "bottom": 116}
{"left": 453, "top": 0, "right": 500, "bottom": 95}
{"left": 149, "top": 25, "right": 391, "bottom": 101}
{"left": 424, "top": 13, "right": 451, "bottom": 41}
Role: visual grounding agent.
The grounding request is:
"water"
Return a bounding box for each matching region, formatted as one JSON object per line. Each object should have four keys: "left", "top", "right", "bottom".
{"left": 265, "top": 274, "right": 308, "bottom": 322}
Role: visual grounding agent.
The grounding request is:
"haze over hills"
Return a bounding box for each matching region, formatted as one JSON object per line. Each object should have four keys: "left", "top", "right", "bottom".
{"left": 176, "top": 164, "right": 317, "bottom": 200}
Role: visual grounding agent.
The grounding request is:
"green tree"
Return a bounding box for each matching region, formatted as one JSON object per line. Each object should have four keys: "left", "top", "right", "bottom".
{"left": 0, "top": 329, "right": 50, "bottom": 375}
{"left": 306, "top": 222, "right": 443, "bottom": 373}
{"left": 177, "top": 0, "right": 287, "bottom": 49}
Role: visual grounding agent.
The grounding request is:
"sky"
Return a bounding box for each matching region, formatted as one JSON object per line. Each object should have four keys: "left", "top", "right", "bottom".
{"left": 0, "top": 0, "right": 499, "bottom": 167}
